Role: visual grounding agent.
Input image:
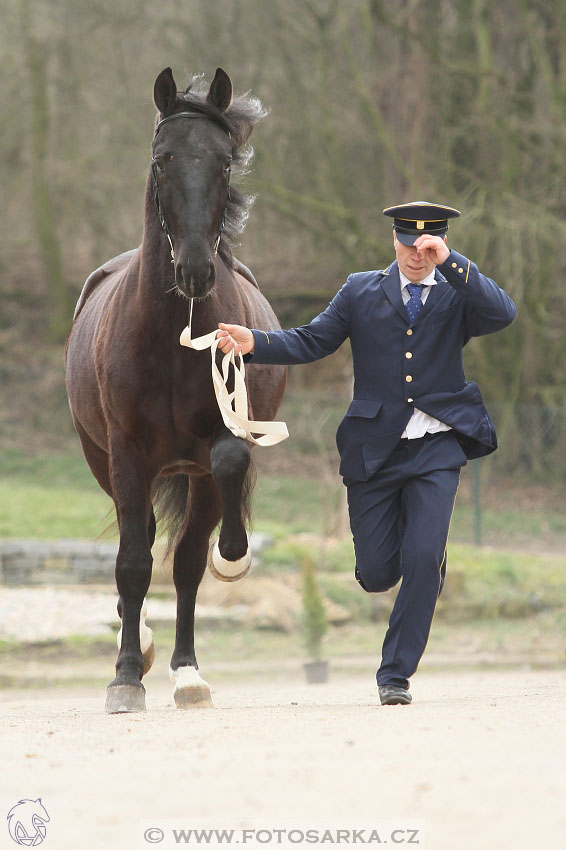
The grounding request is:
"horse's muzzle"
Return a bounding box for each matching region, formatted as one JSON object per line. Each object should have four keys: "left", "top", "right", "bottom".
{"left": 175, "top": 257, "right": 216, "bottom": 299}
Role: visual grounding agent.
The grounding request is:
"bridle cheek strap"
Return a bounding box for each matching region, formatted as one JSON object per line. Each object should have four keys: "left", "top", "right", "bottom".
{"left": 180, "top": 301, "right": 289, "bottom": 447}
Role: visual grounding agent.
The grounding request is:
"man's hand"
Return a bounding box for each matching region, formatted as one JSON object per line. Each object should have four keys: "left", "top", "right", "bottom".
{"left": 413, "top": 234, "right": 450, "bottom": 266}
{"left": 216, "top": 323, "right": 255, "bottom": 356}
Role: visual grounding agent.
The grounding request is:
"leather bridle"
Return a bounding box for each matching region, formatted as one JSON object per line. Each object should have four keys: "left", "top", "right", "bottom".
{"left": 164, "top": 111, "right": 289, "bottom": 449}
{"left": 150, "top": 110, "right": 232, "bottom": 261}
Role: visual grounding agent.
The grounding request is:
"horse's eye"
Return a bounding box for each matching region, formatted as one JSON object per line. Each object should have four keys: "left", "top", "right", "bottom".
{"left": 153, "top": 153, "right": 173, "bottom": 174}
{"left": 223, "top": 159, "right": 232, "bottom": 176}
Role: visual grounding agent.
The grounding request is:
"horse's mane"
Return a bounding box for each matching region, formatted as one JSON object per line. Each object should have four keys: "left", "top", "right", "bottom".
{"left": 179, "top": 76, "right": 268, "bottom": 266}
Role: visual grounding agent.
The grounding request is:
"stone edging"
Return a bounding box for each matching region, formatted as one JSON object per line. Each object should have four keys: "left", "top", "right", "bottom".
{"left": 0, "top": 534, "right": 272, "bottom": 586}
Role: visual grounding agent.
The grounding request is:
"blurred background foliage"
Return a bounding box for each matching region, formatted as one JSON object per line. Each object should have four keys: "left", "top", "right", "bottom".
{"left": 0, "top": 0, "right": 564, "bottom": 546}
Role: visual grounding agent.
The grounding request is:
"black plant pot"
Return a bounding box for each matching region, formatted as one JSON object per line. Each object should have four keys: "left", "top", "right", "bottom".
{"left": 303, "top": 659, "right": 329, "bottom": 684}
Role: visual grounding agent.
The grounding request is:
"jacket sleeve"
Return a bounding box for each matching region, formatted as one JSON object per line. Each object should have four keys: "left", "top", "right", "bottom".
{"left": 438, "top": 249, "right": 517, "bottom": 337}
{"left": 248, "top": 276, "right": 351, "bottom": 365}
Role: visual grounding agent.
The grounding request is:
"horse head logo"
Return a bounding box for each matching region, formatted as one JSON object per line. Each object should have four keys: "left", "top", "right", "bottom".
{"left": 7, "top": 799, "right": 50, "bottom": 846}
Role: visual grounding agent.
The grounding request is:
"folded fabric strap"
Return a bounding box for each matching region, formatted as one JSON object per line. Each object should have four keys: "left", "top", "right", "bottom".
{"left": 179, "top": 301, "right": 289, "bottom": 447}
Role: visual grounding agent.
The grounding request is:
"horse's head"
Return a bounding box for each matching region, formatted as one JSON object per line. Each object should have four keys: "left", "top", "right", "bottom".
{"left": 152, "top": 67, "right": 234, "bottom": 299}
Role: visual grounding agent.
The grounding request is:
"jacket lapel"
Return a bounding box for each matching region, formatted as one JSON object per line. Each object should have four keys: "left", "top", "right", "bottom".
{"left": 380, "top": 263, "right": 408, "bottom": 322}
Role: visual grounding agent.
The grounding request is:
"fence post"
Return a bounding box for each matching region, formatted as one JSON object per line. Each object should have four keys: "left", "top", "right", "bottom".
{"left": 472, "top": 460, "right": 482, "bottom": 546}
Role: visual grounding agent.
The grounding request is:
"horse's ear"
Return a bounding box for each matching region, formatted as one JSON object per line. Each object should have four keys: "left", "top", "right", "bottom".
{"left": 154, "top": 67, "right": 178, "bottom": 116}
{"left": 207, "top": 68, "right": 232, "bottom": 113}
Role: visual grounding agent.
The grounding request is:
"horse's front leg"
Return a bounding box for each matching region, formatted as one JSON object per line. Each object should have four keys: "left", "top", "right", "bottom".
{"left": 105, "top": 437, "right": 153, "bottom": 714}
{"left": 208, "top": 428, "right": 252, "bottom": 582}
{"left": 116, "top": 509, "right": 157, "bottom": 677}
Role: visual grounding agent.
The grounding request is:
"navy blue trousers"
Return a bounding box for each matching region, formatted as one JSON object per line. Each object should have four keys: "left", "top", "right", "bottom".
{"left": 344, "top": 431, "right": 466, "bottom": 689}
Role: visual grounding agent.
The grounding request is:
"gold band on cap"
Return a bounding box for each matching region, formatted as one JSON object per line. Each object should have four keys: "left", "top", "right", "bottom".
{"left": 394, "top": 217, "right": 451, "bottom": 223}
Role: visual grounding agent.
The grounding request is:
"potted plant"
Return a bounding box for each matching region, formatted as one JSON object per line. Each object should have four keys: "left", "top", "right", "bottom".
{"left": 301, "top": 554, "right": 329, "bottom": 683}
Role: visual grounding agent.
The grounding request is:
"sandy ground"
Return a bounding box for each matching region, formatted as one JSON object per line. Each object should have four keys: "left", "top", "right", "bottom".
{"left": 0, "top": 668, "right": 564, "bottom": 850}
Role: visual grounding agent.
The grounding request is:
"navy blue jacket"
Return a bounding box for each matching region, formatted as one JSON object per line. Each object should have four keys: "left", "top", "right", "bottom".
{"left": 249, "top": 250, "right": 516, "bottom": 481}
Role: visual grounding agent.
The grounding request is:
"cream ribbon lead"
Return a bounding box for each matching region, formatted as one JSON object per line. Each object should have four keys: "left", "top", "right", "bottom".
{"left": 179, "top": 301, "right": 289, "bottom": 446}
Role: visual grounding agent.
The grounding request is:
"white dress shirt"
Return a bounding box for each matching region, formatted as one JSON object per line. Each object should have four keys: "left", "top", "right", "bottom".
{"left": 399, "top": 270, "right": 451, "bottom": 440}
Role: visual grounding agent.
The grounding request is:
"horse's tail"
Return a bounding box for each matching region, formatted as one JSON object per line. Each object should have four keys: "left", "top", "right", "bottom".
{"left": 242, "top": 456, "right": 256, "bottom": 532}
{"left": 152, "top": 474, "right": 190, "bottom": 557}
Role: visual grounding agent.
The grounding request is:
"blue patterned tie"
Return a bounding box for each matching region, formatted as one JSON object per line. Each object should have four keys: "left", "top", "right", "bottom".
{"left": 406, "top": 283, "right": 424, "bottom": 322}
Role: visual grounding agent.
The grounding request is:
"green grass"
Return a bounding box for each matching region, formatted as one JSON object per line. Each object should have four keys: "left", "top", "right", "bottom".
{"left": 0, "top": 449, "right": 114, "bottom": 539}
{"left": 0, "top": 479, "right": 114, "bottom": 539}
{"left": 1, "top": 448, "right": 565, "bottom": 558}
{"left": 0, "top": 448, "right": 101, "bottom": 490}
{"left": 252, "top": 475, "right": 338, "bottom": 534}
{"left": 437, "top": 543, "right": 566, "bottom": 619}
{"left": 451, "top": 503, "right": 566, "bottom": 543}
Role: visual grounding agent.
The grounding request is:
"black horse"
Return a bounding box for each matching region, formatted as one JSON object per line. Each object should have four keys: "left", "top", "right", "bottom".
{"left": 65, "top": 67, "right": 286, "bottom": 712}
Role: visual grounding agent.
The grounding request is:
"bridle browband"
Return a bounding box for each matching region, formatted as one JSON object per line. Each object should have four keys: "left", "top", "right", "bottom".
{"left": 150, "top": 110, "right": 232, "bottom": 261}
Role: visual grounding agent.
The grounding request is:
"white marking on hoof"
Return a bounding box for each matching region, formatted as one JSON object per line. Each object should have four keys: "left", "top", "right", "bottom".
{"left": 117, "top": 599, "right": 155, "bottom": 675}
{"left": 169, "top": 665, "right": 213, "bottom": 709}
{"left": 207, "top": 540, "right": 251, "bottom": 582}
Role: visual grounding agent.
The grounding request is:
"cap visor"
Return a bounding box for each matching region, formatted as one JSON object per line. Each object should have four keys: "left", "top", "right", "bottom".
{"left": 394, "top": 230, "right": 446, "bottom": 246}
{"left": 395, "top": 231, "right": 419, "bottom": 246}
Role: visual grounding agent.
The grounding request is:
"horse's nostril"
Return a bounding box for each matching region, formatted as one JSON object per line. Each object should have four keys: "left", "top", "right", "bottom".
{"left": 175, "top": 261, "right": 184, "bottom": 283}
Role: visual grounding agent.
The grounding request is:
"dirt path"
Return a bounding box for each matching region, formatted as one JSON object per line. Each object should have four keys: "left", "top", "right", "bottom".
{"left": 0, "top": 669, "right": 564, "bottom": 850}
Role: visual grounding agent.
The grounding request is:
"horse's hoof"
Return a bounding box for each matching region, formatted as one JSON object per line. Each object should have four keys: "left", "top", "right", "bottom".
{"left": 208, "top": 540, "right": 251, "bottom": 582}
{"left": 105, "top": 683, "right": 146, "bottom": 714}
{"left": 170, "top": 666, "right": 213, "bottom": 709}
{"left": 174, "top": 686, "right": 213, "bottom": 710}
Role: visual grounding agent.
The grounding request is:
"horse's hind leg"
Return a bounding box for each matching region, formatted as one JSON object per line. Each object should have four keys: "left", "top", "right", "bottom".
{"left": 169, "top": 474, "right": 221, "bottom": 709}
{"left": 105, "top": 437, "right": 153, "bottom": 714}
{"left": 208, "top": 428, "right": 252, "bottom": 582}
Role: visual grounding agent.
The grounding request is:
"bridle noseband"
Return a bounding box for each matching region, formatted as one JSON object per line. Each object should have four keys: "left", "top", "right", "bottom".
{"left": 150, "top": 110, "right": 232, "bottom": 261}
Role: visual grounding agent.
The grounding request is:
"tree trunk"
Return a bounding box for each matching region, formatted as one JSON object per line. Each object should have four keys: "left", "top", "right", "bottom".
{"left": 21, "top": 0, "right": 73, "bottom": 341}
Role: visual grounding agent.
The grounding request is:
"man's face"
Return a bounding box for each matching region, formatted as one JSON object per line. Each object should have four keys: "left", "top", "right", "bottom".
{"left": 393, "top": 232, "right": 444, "bottom": 282}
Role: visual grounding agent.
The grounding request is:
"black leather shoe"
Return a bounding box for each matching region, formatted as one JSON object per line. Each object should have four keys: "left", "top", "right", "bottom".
{"left": 379, "top": 685, "right": 412, "bottom": 705}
